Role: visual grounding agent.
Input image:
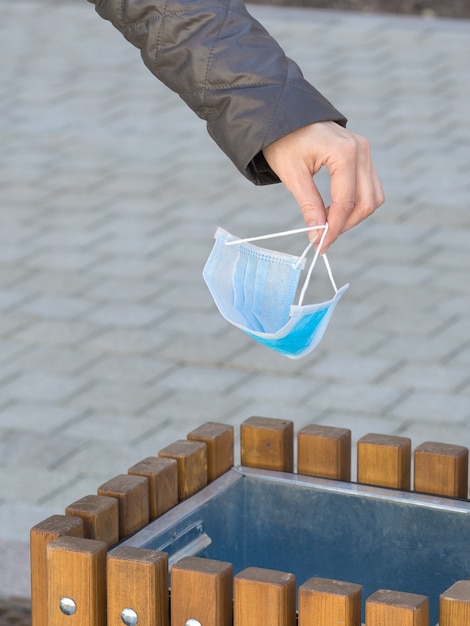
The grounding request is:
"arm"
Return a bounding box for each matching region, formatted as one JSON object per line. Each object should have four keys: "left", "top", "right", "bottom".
{"left": 89, "top": 0, "right": 383, "bottom": 248}
{"left": 89, "top": 0, "right": 346, "bottom": 184}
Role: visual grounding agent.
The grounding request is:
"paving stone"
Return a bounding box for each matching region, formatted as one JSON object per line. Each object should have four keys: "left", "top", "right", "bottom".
{"left": 65, "top": 380, "right": 166, "bottom": 414}
{"left": 6, "top": 345, "right": 98, "bottom": 376}
{"left": 156, "top": 364, "right": 250, "bottom": 396}
{"left": 85, "top": 302, "right": 167, "bottom": 328}
{"left": 303, "top": 380, "right": 407, "bottom": 416}
{"left": 17, "top": 294, "right": 96, "bottom": 321}
{"left": 143, "top": 389, "right": 248, "bottom": 425}
{"left": 370, "top": 334, "right": 462, "bottom": 364}
{"left": 0, "top": 430, "right": 90, "bottom": 470}
{"left": 82, "top": 328, "right": 168, "bottom": 356}
{"left": 379, "top": 362, "right": 469, "bottom": 393}
{"left": 79, "top": 354, "right": 175, "bottom": 385}
{"left": 0, "top": 539, "right": 31, "bottom": 598}
{"left": 13, "top": 320, "right": 104, "bottom": 348}
{"left": 0, "top": 402, "right": 86, "bottom": 433}
{"left": 59, "top": 411, "right": 168, "bottom": 444}
{"left": 0, "top": 466, "right": 79, "bottom": 505}
{"left": 18, "top": 270, "right": 100, "bottom": 298}
{"left": 84, "top": 277, "right": 161, "bottom": 303}
{"left": 388, "top": 390, "right": 470, "bottom": 423}
{"left": 0, "top": 341, "right": 31, "bottom": 364}
{"left": 304, "top": 352, "right": 402, "bottom": 384}
{"left": 1, "top": 372, "right": 88, "bottom": 404}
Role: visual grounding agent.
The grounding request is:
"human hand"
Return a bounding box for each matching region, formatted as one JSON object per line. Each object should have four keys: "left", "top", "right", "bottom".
{"left": 262, "top": 121, "right": 384, "bottom": 253}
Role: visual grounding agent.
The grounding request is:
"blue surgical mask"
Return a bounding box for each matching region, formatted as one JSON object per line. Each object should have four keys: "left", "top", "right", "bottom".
{"left": 203, "top": 224, "right": 349, "bottom": 359}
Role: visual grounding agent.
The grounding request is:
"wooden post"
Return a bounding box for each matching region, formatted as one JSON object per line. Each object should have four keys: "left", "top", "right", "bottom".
{"left": 366, "top": 589, "right": 429, "bottom": 626}
{"left": 65, "top": 495, "right": 119, "bottom": 547}
{"left": 97, "top": 474, "right": 149, "bottom": 540}
{"left": 107, "top": 546, "right": 169, "bottom": 626}
{"left": 30, "top": 515, "right": 84, "bottom": 626}
{"left": 234, "top": 567, "right": 296, "bottom": 626}
{"left": 298, "top": 577, "right": 362, "bottom": 626}
{"left": 440, "top": 580, "right": 470, "bottom": 626}
{"left": 414, "top": 442, "right": 469, "bottom": 498}
{"left": 187, "top": 421, "right": 234, "bottom": 481}
{"left": 298, "top": 425, "right": 351, "bottom": 480}
{"left": 171, "top": 556, "right": 233, "bottom": 626}
{"left": 47, "top": 536, "right": 107, "bottom": 626}
{"left": 357, "top": 434, "right": 411, "bottom": 490}
{"left": 240, "top": 416, "right": 294, "bottom": 472}
{"left": 128, "top": 457, "right": 178, "bottom": 520}
{"left": 158, "top": 440, "right": 207, "bottom": 501}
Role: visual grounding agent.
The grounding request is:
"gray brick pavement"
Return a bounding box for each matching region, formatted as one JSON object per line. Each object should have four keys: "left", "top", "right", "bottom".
{"left": 1, "top": 0, "right": 470, "bottom": 599}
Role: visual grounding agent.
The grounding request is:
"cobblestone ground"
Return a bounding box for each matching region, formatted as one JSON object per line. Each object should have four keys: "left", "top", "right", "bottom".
{"left": 0, "top": 0, "right": 469, "bottom": 605}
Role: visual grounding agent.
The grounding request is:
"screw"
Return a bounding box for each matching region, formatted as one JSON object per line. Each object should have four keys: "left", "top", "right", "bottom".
{"left": 59, "top": 598, "right": 76, "bottom": 616}
{"left": 121, "top": 608, "right": 138, "bottom": 625}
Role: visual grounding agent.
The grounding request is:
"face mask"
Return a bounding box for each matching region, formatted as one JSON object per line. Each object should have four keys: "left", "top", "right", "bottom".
{"left": 203, "top": 225, "right": 349, "bottom": 359}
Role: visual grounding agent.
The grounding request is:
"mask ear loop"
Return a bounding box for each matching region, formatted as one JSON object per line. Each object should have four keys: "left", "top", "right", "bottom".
{"left": 224, "top": 225, "right": 326, "bottom": 247}
{"left": 296, "top": 224, "right": 338, "bottom": 307}
{"left": 224, "top": 224, "right": 338, "bottom": 305}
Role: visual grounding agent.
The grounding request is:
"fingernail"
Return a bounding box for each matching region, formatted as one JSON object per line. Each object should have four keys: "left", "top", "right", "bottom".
{"left": 307, "top": 226, "right": 321, "bottom": 244}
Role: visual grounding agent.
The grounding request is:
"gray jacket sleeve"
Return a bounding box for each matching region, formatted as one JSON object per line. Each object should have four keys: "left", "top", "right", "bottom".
{"left": 89, "top": 0, "right": 347, "bottom": 185}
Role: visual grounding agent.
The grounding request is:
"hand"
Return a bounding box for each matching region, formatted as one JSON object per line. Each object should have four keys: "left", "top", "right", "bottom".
{"left": 262, "top": 121, "right": 384, "bottom": 253}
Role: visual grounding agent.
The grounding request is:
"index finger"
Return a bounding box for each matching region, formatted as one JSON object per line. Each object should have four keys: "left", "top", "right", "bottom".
{"left": 321, "top": 160, "right": 357, "bottom": 252}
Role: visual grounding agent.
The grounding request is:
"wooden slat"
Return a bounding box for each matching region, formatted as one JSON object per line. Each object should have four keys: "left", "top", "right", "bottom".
{"left": 187, "top": 421, "right": 234, "bottom": 482}
{"left": 97, "top": 474, "right": 149, "bottom": 540}
{"left": 414, "top": 441, "right": 469, "bottom": 498}
{"left": 357, "top": 433, "right": 411, "bottom": 490}
{"left": 298, "top": 577, "right": 361, "bottom": 626}
{"left": 158, "top": 440, "right": 207, "bottom": 501}
{"left": 440, "top": 580, "right": 470, "bottom": 626}
{"left": 240, "top": 416, "right": 294, "bottom": 472}
{"left": 30, "top": 514, "right": 84, "bottom": 626}
{"left": 47, "top": 536, "right": 107, "bottom": 626}
{"left": 234, "top": 566, "right": 296, "bottom": 626}
{"left": 65, "top": 495, "right": 119, "bottom": 547}
{"left": 171, "top": 556, "right": 232, "bottom": 626}
{"left": 298, "top": 425, "right": 351, "bottom": 480}
{"left": 365, "top": 589, "right": 429, "bottom": 626}
{"left": 128, "top": 457, "right": 178, "bottom": 520}
{"left": 107, "top": 546, "right": 168, "bottom": 626}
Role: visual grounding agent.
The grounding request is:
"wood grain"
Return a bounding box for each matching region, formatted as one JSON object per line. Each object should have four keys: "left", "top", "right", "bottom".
{"left": 158, "top": 440, "right": 207, "bottom": 501}
{"left": 65, "top": 494, "right": 119, "bottom": 547}
{"left": 366, "top": 589, "right": 429, "bottom": 626}
{"left": 128, "top": 456, "right": 178, "bottom": 520}
{"left": 171, "top": 556, "right": 233, "bottom": 626}
{"left": 187, "top": 421, "right": 234, "bottom": 481}
{"left": 298, "top": 424, "right": 351, "bottom": 480}
{"left": 241, "top": 416, "right": 294, "bottom": 472}
{"left": 440, "top": 580, "right": 470, "bottom": 626}
{"left": 357, "top": 433, "right": 411, "bottom": 490}
{"left": 30, "top": 515, "right": 84, "bottom": 626}
{"left": 47, "top": 536, "right": 107, "bottom": 626}
{"left": 298, "top": 577, "right": 361, "bottom": 626}
{"left": 234, "top": 567, "right": 296, "bottom": 626}
{"left": 97, "top": 474, "right": 149, "bottom": 540}
{"left": 414, "top": 441, "right": 469, "bottom": 498}
{"left": 107, "top": 546, "right": 168, "bottom": 626}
